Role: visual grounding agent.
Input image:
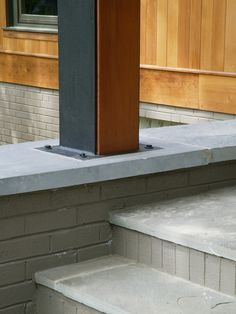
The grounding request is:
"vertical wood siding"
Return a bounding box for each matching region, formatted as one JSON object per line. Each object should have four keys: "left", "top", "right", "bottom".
{"left": 140, "top": 0, "right": 236, "bottom": 114}
{"left": 140, "top": 0, "right": 235, "bottom": 72}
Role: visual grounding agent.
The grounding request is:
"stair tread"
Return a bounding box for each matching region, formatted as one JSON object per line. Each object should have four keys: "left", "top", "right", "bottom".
{"left": 35, "top": 255, "right": 236, "bottom": 314}
{"left": 110, "top": 186, "right": 236, "bottom": 261}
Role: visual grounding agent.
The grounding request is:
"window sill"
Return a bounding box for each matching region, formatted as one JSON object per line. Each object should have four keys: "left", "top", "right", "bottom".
{"left": 3, "top": 27, "right": 58, "bottom": 42}
{"left": 3, "top": 26, "right": 58, "bottom": 35}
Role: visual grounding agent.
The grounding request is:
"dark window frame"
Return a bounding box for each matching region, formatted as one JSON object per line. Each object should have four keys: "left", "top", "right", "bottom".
{"left": 10, "top": 0, "right": 58, "bottom": 31}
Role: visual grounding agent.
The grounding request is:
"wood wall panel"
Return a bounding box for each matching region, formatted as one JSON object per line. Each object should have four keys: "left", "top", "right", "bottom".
{"left": 145, "top": 0, "right": 157, "bottom": 64}
{"left": 0, "top": 0, "right": 236, "bottom": 115}
{"left": 211, "top": 0, "right": 226, "bottom": 71}
{"left": 0, "top": 0, "right": 6, "bottom": 49}
{"left": 0, "top": 0, "right": 58, "bottom": 89}
{"left": 140, "top": 0, "right": 236, "bottom": 115}
{"left": 199, "top": 75, "right": 236, "bottom": 114}
{"left": 156, "top": 0, "right": 168, "bottom": 66}
{"left": 140, "top": 0, "right": 147, "bottom": 64}
{"left": 189, "top": 0, "right": 202, "bottom": 69}
{"left": 167, "top": 0, "right": 178, "bottom": 67}
{"left": 0, "top": 52, "right": 58, "bottom": 89}
{"left": 224, "top": 0, "right": 236, "bottom": 72}
{"left": 140, "top": 69, "right": 199, "bottom": 109}
{"left": 141, "top": 0, "right": 236, "bottom": 73}
{"left": 177, "top": 0, "right": 191, "bottom": 68}
{"left": 140, "top": 68, "right": 236, "bottom": 114}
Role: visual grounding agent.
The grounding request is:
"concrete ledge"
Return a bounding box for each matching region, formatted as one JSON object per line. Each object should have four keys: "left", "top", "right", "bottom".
{"left": 0, "top": 120, "right": 236, "bottom": 196}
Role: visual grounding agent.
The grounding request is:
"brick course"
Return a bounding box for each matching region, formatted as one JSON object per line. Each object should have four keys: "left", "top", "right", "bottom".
{"left": 0, "top": 83, "right": 59, "bottom": 145}
{"left": 0, "top": 162, "right": 235, "bottom": 312}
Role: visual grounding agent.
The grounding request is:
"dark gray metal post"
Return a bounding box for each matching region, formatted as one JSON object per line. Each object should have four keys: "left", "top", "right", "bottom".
{"left": 58, "top": 0, "right": 96, "bottom": 154}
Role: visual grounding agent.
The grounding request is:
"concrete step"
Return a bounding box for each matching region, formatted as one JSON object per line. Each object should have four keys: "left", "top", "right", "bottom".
{"left": 35, "top": 255, "right": 236, "bottom": 314}
{"left": 110, "top": 186, "right": 236, "bottom": 296}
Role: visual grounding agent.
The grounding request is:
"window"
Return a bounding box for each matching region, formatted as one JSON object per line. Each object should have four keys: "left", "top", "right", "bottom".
{"left": 11, "top": 0, "right": 58, "bottom": 31}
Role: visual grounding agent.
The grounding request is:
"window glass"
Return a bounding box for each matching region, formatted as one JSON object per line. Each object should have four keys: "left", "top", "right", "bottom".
{"left": 21, "top": 0, "right": 58, "bottom": 16}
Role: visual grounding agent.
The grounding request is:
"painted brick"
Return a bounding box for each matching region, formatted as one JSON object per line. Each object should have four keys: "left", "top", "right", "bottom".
{"left": 138, "top": 234, "right": 152, "bottom": 265}
{"left": 147, "top": 172, "right": 188, "bottom": 192}
{"left": 151, "top": 237, "right": 163, "bottom": 269}
{"left": 163, "top": 242, "right": 176, "bottom": 275}
{"left": 220, "top": 258, "right": 236, "bottom": 295}
{"left": 205, "top": 254, "right": 220, "bottom": 290}
{"left": 25, "top": 208, "right": 77, "bottom": 234}
{"left": 0, "top": 281, "right": 35, "bottom": 310}
{"left": 189, "top": 163, "right": 236, "bottom": 185}
{"left": 0, "top": 304, "right": 25, "bottom": 314}
{"left": 51, "top": 185, "right": 100, "bottom": 209}
{"left": 26, "top": 251, "right": 77, "bottom": 279}
{"left": 0, "top": 234, "right": 50, "bottom": 263}
{"left": 112, "top": 226, "right": 126, "bottom": 256}
{"left": 99, "top": 223, "right": 112, "bottom": 242}
{"left": 37, "top": 288, "right": 64, "bottom": 314}
{"left": 0, "top": 261, "right": 25, "bottom": 287}
{"left": 0, "top": 83, "right": 59, "bottom": 144}
{"left": 64, "top": 303, "right": 76, "bottom": 314}
{"left": 78, "top": 243, "right": 111, "bottom": 261}
{"left": 175, "top": 245, "right": 190, "bottom": 280}
{"left": 190, "top": 250, "right": 205, "bottom": 285}
{"left": 24, "top": 91, "right": 43, "bottom": 100}
{"left": 0, "top": 216, "right": 24, "bottom": 241}
{"left": 50, "top": 224, "right": 104, "bottom": 252}
{"left": 25, "top": 302, "right": 35, "bottom": 314}
{"left": 125, "top": 230, "right": 139, "bottom": 260}
{"left": 101, "top": 177, "right": 146, "bottom": 200}
{"left": 77, "top": 202, "right": 109, "bottom": 225}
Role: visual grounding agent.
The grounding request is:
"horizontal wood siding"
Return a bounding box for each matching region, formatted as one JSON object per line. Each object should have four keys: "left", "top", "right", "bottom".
{"left": 0, "top": 0, "right": 235, "bottom": 114}
{"left": 0, "top": 0, "right": 58, "bottom": 89}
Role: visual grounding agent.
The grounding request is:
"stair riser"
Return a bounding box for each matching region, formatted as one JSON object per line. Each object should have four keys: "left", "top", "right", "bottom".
{"left": 112, "top": 226, "right": 236, "bottom": 297}
{"left": 36, "top": 286, "right": 101, "bottom": 314}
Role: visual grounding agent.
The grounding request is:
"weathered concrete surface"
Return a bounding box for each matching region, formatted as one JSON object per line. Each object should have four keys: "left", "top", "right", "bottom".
{"left": 0, "top": 120, "right": 236, "bottom": 196}
{"left": 35, "top": 255, "right": 236, "bottom": 314}
{"left": 110, "top": 185, "right": 236, "bottom": 261}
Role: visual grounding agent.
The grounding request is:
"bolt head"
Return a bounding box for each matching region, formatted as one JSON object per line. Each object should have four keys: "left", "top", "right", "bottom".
{"left": 145, "top": 144, "right": 153, "bottom": 150}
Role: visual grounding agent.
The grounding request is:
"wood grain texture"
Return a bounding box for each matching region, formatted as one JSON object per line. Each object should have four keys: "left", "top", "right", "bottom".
{"left": 177, "top": 0, "right": 191, "bottom": 68}
{"left": 145, "top": 0, "right": 157, "bottom": 65}
{"left": 199, "top": 75, "right": 236, "bottom": 114}
{"left": 97, "top": 0, "right": 140, "bottom": 155}
{"left": 224, "top": 0, "right": 236, "bottom": 72}
{"left": 140, "top": 68, "right": 199, "bottom": 109}
{"left": 167, "top": 0, "right": 179, "bottom": 67}
{"left": 0, "top": 52, "right": 58, "bottom": 89}
{"left": 140, "top": 68, "right": 236, "bottom": 114}
{"left": 156, "top": 0, "right": 168, "bottom": 66}
{"left": 0, "top": 0, "right": 6, "bottom": 49}
{"left": 211, "top": 0, "right": 226, "bottom": 71}
{"left": 0, "top": 0, "right": 58, "bottom": 89}
{"left": 140, "top": 0, "right": 147, "bottom": 64}
{"left": 189, "top": 0, "right": 202, "bottom": 69}
{"left": 140, "top": 0, "right": 235, "bottom": 73}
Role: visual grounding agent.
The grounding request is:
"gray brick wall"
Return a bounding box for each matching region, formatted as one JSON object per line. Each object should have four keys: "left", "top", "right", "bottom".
{"left": 0, "top": 161, "right": 236, "bottom": 313}
{"left": 0, "top": 83, "right": 59, "bottom": 145}
{"left": 140, "top": 102, "right": 236, "bottom": 126}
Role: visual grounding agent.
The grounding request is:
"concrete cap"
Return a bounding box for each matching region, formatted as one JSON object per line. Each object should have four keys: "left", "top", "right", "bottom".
{"left": 0, "top": 120, "right": 236, "bottom": 196}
